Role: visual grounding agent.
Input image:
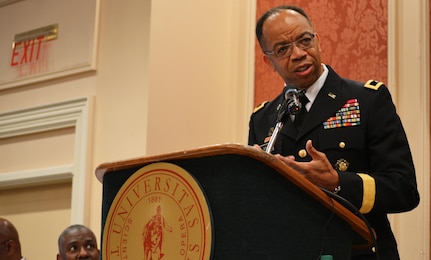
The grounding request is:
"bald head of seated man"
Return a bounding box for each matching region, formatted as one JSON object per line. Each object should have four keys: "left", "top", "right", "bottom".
{"left": 0, "top": 217, "right": 26, "bottom": 260}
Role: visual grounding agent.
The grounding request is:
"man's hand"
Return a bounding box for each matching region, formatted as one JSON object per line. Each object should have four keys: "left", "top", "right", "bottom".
{"left": 274, "top": 139, "right": 340, "bottom": 191}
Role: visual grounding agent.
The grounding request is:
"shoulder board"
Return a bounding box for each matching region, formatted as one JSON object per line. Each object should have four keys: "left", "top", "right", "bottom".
{"left": 253, "top": 101, "right": 269, "bottom": 113}
{"left": 364, "top": 79, "right": 385, "bottom": 90}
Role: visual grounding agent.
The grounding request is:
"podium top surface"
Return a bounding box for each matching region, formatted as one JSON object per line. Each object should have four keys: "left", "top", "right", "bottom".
{"left": 96, "top": 144, "right": 284, "bottom": 181}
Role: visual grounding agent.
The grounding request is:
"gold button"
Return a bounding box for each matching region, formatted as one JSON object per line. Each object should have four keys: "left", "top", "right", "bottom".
{"left": 298, "top": 149, "right": 307, "bottom": 158}
{"left": 339, "top": 142, "right": 346, "bottom": 149}
{"left": 372, "top": 247, "right": 376, "bottom": 253}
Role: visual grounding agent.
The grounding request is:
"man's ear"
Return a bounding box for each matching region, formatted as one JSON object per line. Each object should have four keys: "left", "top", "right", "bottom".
{"left": 57, "top": 253, "right": 62, "bottom": 260}
{"left": 6, "top": 240, "right": 16, "bottom": 256}
{"left": 315, "top": 33, "right": 322, "bottom": 52}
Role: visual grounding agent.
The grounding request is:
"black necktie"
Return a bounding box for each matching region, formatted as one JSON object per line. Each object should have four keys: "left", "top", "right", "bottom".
{"left": 294, "top": 91, "right": 309, "bottom": 129}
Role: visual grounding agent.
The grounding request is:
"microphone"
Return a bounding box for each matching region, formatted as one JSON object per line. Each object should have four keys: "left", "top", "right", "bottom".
{"left": 284, "top": 87, "right": 302, "bottom": 116}
{"left": 265, "top": 84, "right": 302, "bottom": 153}
{"left": 276, "top": 85, "right": 302, "bottom": 123}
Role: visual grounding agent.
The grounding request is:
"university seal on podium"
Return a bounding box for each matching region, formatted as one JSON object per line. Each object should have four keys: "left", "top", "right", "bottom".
{"left": 102, "top": 162, "right": 213, "bottom": 260}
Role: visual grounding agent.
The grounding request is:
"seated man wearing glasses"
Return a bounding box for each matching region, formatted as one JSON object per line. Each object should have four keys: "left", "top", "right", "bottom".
{"left": 0, "top": 217, "right": 26, "bottom": 260}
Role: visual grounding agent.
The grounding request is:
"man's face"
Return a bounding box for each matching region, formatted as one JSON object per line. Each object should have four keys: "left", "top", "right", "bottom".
{"left": 58, "top": 229, "right": 99, "bottom": 260}
{"left": 261, "top": 10, "right": 323, "bottom": 89}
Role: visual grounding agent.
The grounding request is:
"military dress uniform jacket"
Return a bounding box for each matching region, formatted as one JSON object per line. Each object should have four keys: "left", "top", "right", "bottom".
{"left": 248, "top": 66, "right": 420, "bottom": 260}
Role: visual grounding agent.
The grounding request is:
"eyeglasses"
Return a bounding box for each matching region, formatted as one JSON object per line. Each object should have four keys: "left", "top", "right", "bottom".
{"left": 263, "top": 33, "right": 316, "bottom": 59}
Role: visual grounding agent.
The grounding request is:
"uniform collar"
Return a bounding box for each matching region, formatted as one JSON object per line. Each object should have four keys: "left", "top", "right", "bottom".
{"left": 303, "top": 63, "right": 328, "bottom": 111}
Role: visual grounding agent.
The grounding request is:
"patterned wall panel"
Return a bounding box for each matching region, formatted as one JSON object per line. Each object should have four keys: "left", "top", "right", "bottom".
{"left": 254, "top": 0, "right": 388, "bottom": 106}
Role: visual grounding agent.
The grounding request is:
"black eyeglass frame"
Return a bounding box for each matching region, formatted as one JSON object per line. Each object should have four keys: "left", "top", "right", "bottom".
{"left": 263, "top": 32, "right": 316, "bottom": 59}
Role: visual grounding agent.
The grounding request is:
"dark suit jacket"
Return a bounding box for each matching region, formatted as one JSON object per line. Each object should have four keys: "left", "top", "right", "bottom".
{"left": 248, "top": 66, "right": 420, "bottom": 260}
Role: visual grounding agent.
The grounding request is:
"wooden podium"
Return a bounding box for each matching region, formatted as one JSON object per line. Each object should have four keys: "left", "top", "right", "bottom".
{"left": 96, "top": 144, "right": 373, "bottom": 259}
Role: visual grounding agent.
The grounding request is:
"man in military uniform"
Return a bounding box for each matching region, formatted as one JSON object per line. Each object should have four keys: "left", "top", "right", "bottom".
{"left": 248, "top": 5, "right": 420, "bottom": 260}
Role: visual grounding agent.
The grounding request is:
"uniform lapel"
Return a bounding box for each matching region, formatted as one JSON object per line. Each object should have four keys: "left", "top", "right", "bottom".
{"left": 265, "top": 91, "right": 288, "bottom": 140}
{"left": 282, "top": 116, "right": 298, "bottom": 139}
{"left": 297, "top": 85, "right": 345, "bottom": 140}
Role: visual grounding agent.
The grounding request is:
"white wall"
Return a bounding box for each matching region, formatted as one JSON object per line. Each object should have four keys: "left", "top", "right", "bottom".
{"left": 146, "top": 1, "right": 255, "bottom": 155}
{"left": 388, "top": 1, "right": 430, "bottom": 259}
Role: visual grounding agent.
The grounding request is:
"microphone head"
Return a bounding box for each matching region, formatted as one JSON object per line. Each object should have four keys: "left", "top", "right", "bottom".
{"left": 284, "top": 88, "right": 302, "bottom": 115}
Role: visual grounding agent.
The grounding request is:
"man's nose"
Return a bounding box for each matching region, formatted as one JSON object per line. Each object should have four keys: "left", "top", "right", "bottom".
{"left": 78, "top": 246, "right": 90, "bottom": 258}
{"left": 290, "top": 43, "right": 307, "bottom": 59}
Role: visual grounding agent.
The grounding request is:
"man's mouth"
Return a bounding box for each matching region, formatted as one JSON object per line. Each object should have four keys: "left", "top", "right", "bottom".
{"left": 295, "top": 64, "right": 311, "bottom": 72}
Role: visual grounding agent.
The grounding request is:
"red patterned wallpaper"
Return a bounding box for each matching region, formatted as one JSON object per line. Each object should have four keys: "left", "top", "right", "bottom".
{"left": 254, "top": 0, "right": 388, "bottom": 106}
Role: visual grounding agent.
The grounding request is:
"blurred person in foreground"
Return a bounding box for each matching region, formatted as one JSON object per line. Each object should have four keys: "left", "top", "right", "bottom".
{"left": 249, "top": 5, "right": 420, "bottom": 260}
{"left": 0, "top": 217, "right": 26, "bottom": 260}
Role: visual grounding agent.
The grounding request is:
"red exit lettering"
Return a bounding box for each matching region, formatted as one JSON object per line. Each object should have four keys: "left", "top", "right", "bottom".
{"left": 10, "top": 36, "right": 45, "bottom": 67}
